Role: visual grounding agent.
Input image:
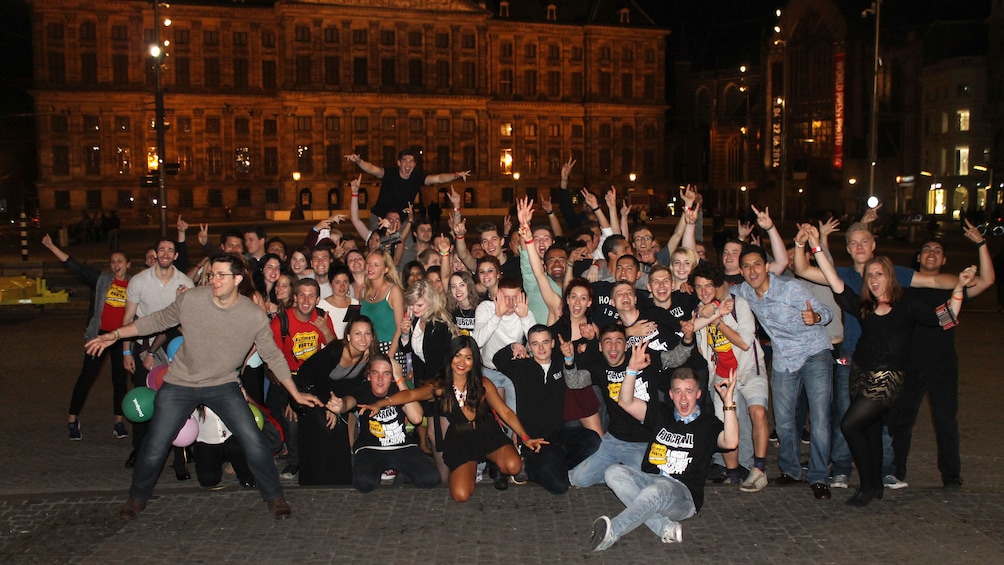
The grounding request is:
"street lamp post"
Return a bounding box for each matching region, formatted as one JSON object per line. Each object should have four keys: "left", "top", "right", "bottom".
{"left": 864, "top": 0, "right": 882, "bottom": 200}
{"left": 151, "top": 1, "right": 168, "bottom": 236}
{"left": 513, "top": 171, "right": 521, "bottom": 197}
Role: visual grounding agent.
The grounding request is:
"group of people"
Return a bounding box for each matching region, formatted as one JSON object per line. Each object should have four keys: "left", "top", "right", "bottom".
{"left": 54, "top": 151, "right": 994, "bottom": 550}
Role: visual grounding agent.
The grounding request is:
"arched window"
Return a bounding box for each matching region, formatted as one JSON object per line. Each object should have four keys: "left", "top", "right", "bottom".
{"left": 327, "top": 187, "right": 342, "bottom": 210}
{"left": 299, "top": 188, "right": 313, "bottom": 210}
{"left": 464, "top": 187, "right": 476, "bottom": 207}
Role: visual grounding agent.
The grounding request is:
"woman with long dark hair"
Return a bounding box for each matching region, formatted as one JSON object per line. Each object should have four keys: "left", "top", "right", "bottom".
{"left": 359, "top": 335, "right": 546, "bottom": 502}
{"left": 798, "top": 225, "right": 975, "bottom": 506}
{"left": 293, "top": 316, "right": 380, "bottom": 485}
{"left": 549, "top": 278, "right": 603, "bottom": 437}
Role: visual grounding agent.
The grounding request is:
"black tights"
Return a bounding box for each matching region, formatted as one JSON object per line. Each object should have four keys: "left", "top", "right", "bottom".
{"left": 841, "top": 395, "right": 888, "bottom": 492}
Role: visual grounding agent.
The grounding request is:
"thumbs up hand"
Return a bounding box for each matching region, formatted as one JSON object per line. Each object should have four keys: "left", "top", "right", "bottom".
{"left": 802, "top": 300, "right": 821, "bottom": 326}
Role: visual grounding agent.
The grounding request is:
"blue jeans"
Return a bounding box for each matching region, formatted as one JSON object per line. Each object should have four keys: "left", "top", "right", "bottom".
{"left": 771, "top": 349, "right": 832, "bottom": 484}
{"left": 831, "top": 359, "right": 853, "bottom": 477}
{"left": 569, "top": 433, "right": 646, "bottom": 487}
{"left": 605, "top": 465, "right": 695, "bottom": 541}
{"left": 129, "top": 382, "right": 283, "bottom": 502}
{"left": 482, "top": 367, "right": 517, "bottom": 425}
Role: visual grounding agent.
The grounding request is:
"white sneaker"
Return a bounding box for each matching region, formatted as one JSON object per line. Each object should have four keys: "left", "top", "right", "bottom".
{"left": 588, "top": 516, "right": 616, "bottom": 552}
{"left": 883, "top": 474, "right": 908, "bottom": 489}
{"left": 739, "top": 468, "right": 768, "bottom": 492}
{"left": 829, "top": 474, "right": 850, "bottom": 489}
{"left": 660, "top": 521, "right": 683, "bottom": 544}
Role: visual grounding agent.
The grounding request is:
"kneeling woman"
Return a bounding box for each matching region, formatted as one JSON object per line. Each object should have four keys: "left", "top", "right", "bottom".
{"left": 359, "top": 335, "right": 547, "bottom": 502}
{"left": 326, "top": 355, "right": 439, "bottom": 492}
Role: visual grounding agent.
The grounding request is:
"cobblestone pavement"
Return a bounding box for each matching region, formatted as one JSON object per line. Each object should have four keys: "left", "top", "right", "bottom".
{"left": 2, "top": 226, "right": 1003, "bottom": 564}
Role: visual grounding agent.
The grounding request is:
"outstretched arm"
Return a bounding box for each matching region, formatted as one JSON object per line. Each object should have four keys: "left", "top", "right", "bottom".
{"left": 805, "top": 225, "right": 845, "bottom": 294}
{"left": 792, "top": 224, "right": 830, "bottom": 286}
{"left": 348, "top": 175, "right": 372, "bottom": 240}
{"left": 581, "top": 189, "right": 610, "bottom": 230}
{"left": 345, "top": 154, "right": 385, "bottom": 178}
{"left": 426, "top": 170, "right": 471, "bottom": 185}
{"left": 960, "top": 219, "right": 996, "bottom": 297}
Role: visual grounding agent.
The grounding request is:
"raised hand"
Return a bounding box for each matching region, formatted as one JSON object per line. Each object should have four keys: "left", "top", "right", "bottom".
{"left": 503, "top": 214, "right": 513, "bottom": 235}
{"left": 626, "top": 341, "right": 651, "bottom": 373}
{"left": 453, "top": 218, "right": 467, "bottom": 239}
{"left": 345, "top": 154, "right": 362, "bottom": 165}
{"left": 718, "top": 298, "right": 734, "bottom": 318}
{"left": 580, "top": 188, "right": 599, "bottom": 211}
{"left": 605, "top": 186, "right": 617, "bottom": 209}
{"left": 715, "top": 368, "right": 738, "bottom": 400}
{"left": 794, "top": 223, "right": 810, "bottom": 246}
{"left": 560, "top": 156, "right": 576, "bottom": 180}
{"left": 680, "top": 319, "right": 695, "bottom": 343}
{"left": 684, "top": 202, "right": 701, "bottom": 225}
{"left": 680, "top": 184, "right": 698, "bottom": 209}
{"left": 514, "top": 291, "right": 530, "bottom": 318}
{"left": 579, "top": 322, "right": 597, "bottom": 341}
{"left": 350, "top": 174, "right": 362, "bottom": 194}
{"left": 558, "top": 334, "right": 575, "bottom": 359}
{"left": 511, "top": 343, "right": 529, "bottom": 359}
{"left": 448, "top": 187, "right": 462, "bottom": 208}
{"left": 541, "top": 195, "right": 554, "bottom": 214}
{"left": 198, "top": 223, "right": 209, "bottom": 246}
{"left": 738, "top": 220, "right": 753, "bottom": 240}
{"left": 621, "top": 199, "right": 631, "bottom": 218}
{"left": 862, "top": 202, "right": 883, "bottom": 224}
{"left": 750, "top": 205, "right": 773, "bottom": 231}
{"left": 819, "top": 217, "right": 840, "bottom": 238}
{"left": 455, "top": 170, "right": 472, "bottom": 181}
{"left": 176, "top": 215, "right": 189, "bottom": 233}
{"left": 962, "top": 219, "right": 985, "bottom": 244}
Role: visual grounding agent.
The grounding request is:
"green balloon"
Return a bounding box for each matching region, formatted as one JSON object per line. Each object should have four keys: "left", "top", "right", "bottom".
{"left": 122, "top": 387, "right": 156, "bottom": 423}
{"left": 248, "top": 403, "right": 265, "bottom": 430}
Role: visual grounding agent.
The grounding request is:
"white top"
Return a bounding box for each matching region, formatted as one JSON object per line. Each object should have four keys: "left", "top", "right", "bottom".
{"left": 126, "top": 266, "right": 194, "bottom": 317}
{"left": 472, "top": 300, "right": 536, "bottom": 369}
{"left": 317, "top": 297, "right": 360, "bottom": 339}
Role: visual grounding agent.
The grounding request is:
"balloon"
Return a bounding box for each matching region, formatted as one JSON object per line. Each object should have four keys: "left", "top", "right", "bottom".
{"left": 146, "top": 364, "right": 168, "bottom": 390}
{"left": 172, "top": 416, "right": 199, "bottom": 447}
{"left": 248, "top": 403, "right": 265, "bottom": 430}
{"left": 122, "top": 387, "right": 156, "bottom": 423}
{"left": 165, "top": 336, "right": 184, "bottom": 362}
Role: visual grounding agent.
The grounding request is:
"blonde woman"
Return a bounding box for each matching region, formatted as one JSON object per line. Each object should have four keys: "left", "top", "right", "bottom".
{"left": 360, "top": 249, "right": 405, "bottom": 360}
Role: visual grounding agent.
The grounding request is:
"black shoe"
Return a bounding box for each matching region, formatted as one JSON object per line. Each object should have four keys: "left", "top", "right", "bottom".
{"left": 239, "top": 479, "right": 257, "bottom": 489}
{"left": 707, "top": 462, "right": 728, "bottom": 483}
{"left": 175, "top": 468, "right": 191, "bottom": 481}
{"left": 769, "top": 429, "right": 779, "bottom": 446}
{"left": 811, "top": 482, "right": 831, "bottom": 500}
{"left": 846, "top": 486, "right": 882, "bottom": 507}
{"left": 494, "top": 473, "right": 509, "bottom": 491}
{"left": 800, "top": 428, "right": 811, "bottom": 444}
{"left": 774, "top": 473, "right": 802, "bottom": 486}
{"left": 943, "top": 476, "right": 963, "bottom": 489}
{"left": 124, "top": 450, "right": 138, "bottom": 468}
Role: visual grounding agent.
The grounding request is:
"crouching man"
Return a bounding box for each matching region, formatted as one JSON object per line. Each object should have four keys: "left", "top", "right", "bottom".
{"left": 588, "top": 343, "right": 738, "bottom": 551}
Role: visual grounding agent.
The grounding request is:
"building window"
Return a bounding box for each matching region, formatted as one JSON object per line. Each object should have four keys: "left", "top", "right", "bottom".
{"left": 523, "top": 123, "right": 537, "bottom": 137}
{"left": 409, "top": 117, "right": 423, "bottom": 133}
{"left": 644, "top": 74, "right": 655, "bottom": 99}
{"left": 957, "top": 109, "right": 970, "bottom": 132}
{"left": 298, "top": 145, "right": 314, "bottom": 174}
{"left": 500, "top": 148, "right": 513, "bottom": 174}
{"left": 571, "top": 72, "right": 583, "bottom": 97}
{"left": 572, "top": 46, "right": 583, "bottom": 61}
{"left": 325, "top": 27, "right": 339, "bottom": 43}
{"left": 408, "top": 59, "right": 423, "bottom": 86}
{"left": 499, "top": 69, "right": 513, "bottom": 95}
{"left": 381, "top": 58, "right": 397, "bottom": 86}
{"left": 433, "top": 118, "right": 449, "bottom": 133}
{"left": 353, "top": 29, "right": 368, "bottom": 44}
{"left": 547, "top": 71, "right": 560, "bottom": 97}
{"left": 234, "top": 118, "right": 250, "bottom": 136}
{"left": 599, "top": 72, "right": 611, "bottom": 97}
{"left": 83, "top": 115, "right": 100, "bottom": 132}
{"left": 295, "top": 25, "right": 311, "bottom": 42}
{"left": 599, "top": 46, "right": 611, "bottom": 61}
{"left": 81, "top": 53, "right": 97, "bottom": 84}
{"left": 548, "top": 148, "right": 561, "bottom": 174}
{"left": 207, "top": 147, "right": 223, "bottom": 175}
{"left": 84, "top": 145, "right": 101, "bottom": 175}
{"left": 86, "top": 190, "right": 102, "bottom": 209}
{"left": 233, "top": 31, "right": 247, "bottom": 47}
{"left": 111, "top": 25, "right": 128, "bottom": 41}
{"left": 500, "top": 1, "right": 510, "bottom": 17}
{"left": 622, "top": 47, "right": 634, "bottom": 62}
{"left": 263, "top": 119, "right": 277, "bottom": 136}
{"left": 621, "top": 148, "right": 634, "bottom": 175}
{"left": 208, "top": 189, "right": 223, "bottom": 207}
{"left": 262, "top": 31, "right": 275, "bottom": 48}
{"left": 325, "top": 56, "right": 340, "bottom": 85}
{"left": 48, "top": 52, "right": 65, "bottom": 83}
{"left": 383, "top": 146, "right": 397, "bottom": 165}
{"left": 296, "top": 116, "right": 312, "bottom": 131}
{"left": 326, "top": 144, "right": 341, "bottom": 174}
{"left": 354, "top": 116, "right": 369, "bottom": 132}
{"left": 462, "top": 118, "right": 476, "bottom": 134}
{"left": 598, "top": 149, "right": 611, "bottom": 174}
{"left": 572, "top": 124, "right": 583, "bottom": 138}
{"left": 524, "top": 149, "right": 537, "bottom": 174}
{"left": 234, "top": 58, "right": 249, "bottom": 88}
{"left": 500, "top": 42, "right": 513, "bottom": 58}
{"left": 206, "top": 117, "right": 221, "bottom": 134}
{"left": 436, "top": 60, "right": 450, "bottom": 88}
{"left": 265, "top": 188, "right": 279, "bottom": 204}
{"left": 203, "top": 30, "right": 219, "bottom": 46}
{"left": 547, "top": 4, "right": 557, "bottom": 20}
{"left": 52, "top": 146, "right": 70, "bottom": 175}
{"left": 237, "top": 189, "right": 252, "bottom": 207}
{"left": 264, "top": 147, "right": 279, "bottom": 175}
{"left": 235, "top": 147, "right": 251, "bottom": 174}
{"left": 325, "top": 116, "right": 340, "bottom": 132}
{"left": 263, "top": 60, "right": 277, "bottom": 88}
{"left": 296, "top": 55, "right": 312, "bottom": 85}
{"left": 599, "top": 123, "right": 612, "bottom": 139}
{"left": 436, "top": 33, "right": 449, "bottom": 49}
{"left": 380, "top": 30, "right": 396, "bottom": 46}
{"left": 621, "top": 74, "right": 633, "bottom": 98}
{"left": 175, "top": 28, "right": 190, "bottom": 45}
{"left": 525, "top": 44, "right": 537, "bottom": 58}
{"left": 436, "top": 145, "right": 451, "bottom": 172}
{"left": 524, "top": 70, "right": 538, "bottom": 96}
{"left": 80, "top": 21, "right": 96, "bottom": 41}
{"left": 177, "top": 146, "right": 193, "bottom": 173}
{"left": 408, "top": 31, "right": 423, "bottom": 47}
{"left": 462, "top": 145, "right": 476, "bottom": 171}
{"left": 204, "top": 57, "right": 220, "bottom": 87}
{"left": 548, "top": 44, "right": 560, "bottom": 61}
{"left": 178, "top": 189, "right": 194, "bottom": 208}
{"left": 619, "top": 8, "right": 630, "bottom": 24}
{"left": 353, "top": 57, "right": 368, "bottom": 85}
{"left": 54, "top": 190, "right": 71, "bottom": 209}
{"left": 175, "top": 57, "right": 190, "bottom": 86}
{"left": 117, "top": 146, "right": 131, "bottom": 175}
{"left": 461, "top": 61, "right": 476, "bottom": 88}
{"left": 462, "top": 34, "right": 475, "bottom": 49}
{"left": 382, "top": 117, "right": 396, "bottom": 131}
{"left": 955, "top": 146, "right": 970, "bottom": 175}
{"left": 621, "top": 124, "right": 634, "bottom": 139}
{"left": 52, "top": 116, "right": 68, "bottom": 134}
{"left": 547, "top": 124, "right": 560, "bottom": 138}
{"left": 500, "top": 122, "right": 513, "bottom": 137}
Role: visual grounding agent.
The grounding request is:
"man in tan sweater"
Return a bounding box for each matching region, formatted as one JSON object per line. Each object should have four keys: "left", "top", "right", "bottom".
{"left": 86, "top": 254, "right": 323, "bottom": 520}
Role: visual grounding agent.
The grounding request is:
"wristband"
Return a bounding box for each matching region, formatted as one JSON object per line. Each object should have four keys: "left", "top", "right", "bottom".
{"left": 764, "top": 224, "right": 775, "bottom": 231}
{"left": 976, "top": 240, "right": 986, "bottom": 248}
{"left": 351, "top": 193, "right": 359, "bottom": 198}
{"left": 684, "top": 206, "right": 691, "bottom": 212}
{"left": 626, "top": 369, "right": 640, "bottom": 376}
{"left": 454, "top": 207, "right": 460, "bottom": 213}
{"left": 123, "top": 350, "right": 132, "bottom": 356}
{"left": 546, "top": 210, "right": 554, "bottom": 216}
{"left": 524, "top": 239, "right": 534, "bottom": 245}
{"left": 952, "top": 292, "right": 964, "bottom": 301}
{"left": 521, "top": 434, "right": 530, "bottom": 443}
{"left": 563, "top": 356, "right": 574, "bottom": 363}
{"left": 439, "top": 251, "right": 450, "bottom": 257}
{"left": 590, "top": 206, "right": 600, "bottom": 212}
{"left": 723, "top": 404, "right": 737, "bottom": 411}
{"left": 456, "top": 234, "right": 464, "bottom": 240}
{"left": 810, "top": 246, "right": 823, "bottom": 254}
{"left": 794, "top": 241, "right": 805, "bottom": 248}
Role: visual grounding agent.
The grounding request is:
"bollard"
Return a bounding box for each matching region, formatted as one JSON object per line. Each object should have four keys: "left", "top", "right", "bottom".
{"left": 20, "top": 212, "right": 28, "bottom": 262}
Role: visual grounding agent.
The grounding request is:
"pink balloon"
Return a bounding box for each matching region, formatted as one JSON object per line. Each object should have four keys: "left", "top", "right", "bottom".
{"left": 146, "top": 364, "right": 168, "bottom": 391}
{"left": 172, "top": 416, "right": 199, "bottom": 447}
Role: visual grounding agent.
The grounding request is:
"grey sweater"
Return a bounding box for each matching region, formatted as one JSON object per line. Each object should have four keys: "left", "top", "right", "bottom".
{"left": 134, "top": 286, "right": 292, "bottom": 387}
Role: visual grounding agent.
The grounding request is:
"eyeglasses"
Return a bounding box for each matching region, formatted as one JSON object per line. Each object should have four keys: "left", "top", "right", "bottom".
{"left": 207, "top": 272, "right": 235, "bottom": 280}
{"left": 633, "top": 235, "right": 653, "bottom": 242}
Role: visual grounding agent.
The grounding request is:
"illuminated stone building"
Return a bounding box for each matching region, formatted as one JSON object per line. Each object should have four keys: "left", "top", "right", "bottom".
{"left": 28, "top": 0, "right": 668, "bottom": 223}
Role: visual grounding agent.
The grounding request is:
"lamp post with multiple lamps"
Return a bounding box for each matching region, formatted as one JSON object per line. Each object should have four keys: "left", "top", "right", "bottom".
{"left": 150, "top": 2, "right": 170, "bottom": 236}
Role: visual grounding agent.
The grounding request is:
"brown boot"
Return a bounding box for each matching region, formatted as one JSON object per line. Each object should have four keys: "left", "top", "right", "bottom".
{"left": 119, "top": 497, "right": 146, "bottom": 519}
{"left": 267, "top": 497, "right": 291, "bottom": 520}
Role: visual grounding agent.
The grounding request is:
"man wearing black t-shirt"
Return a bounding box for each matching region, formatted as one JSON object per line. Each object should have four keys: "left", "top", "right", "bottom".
{"left": 346, "top": 149, "right": 471, "bottom": 224}
{"left": 593, "top": 254, "right": 653, "bottom": 329}
{"left": 588, "top": 358, "right": 738, "bottom": 551}
{"left": 493, "top": 325, "right": 601, "bottom": 494}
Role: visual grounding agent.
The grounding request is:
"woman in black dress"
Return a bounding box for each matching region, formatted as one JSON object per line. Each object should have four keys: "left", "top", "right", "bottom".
{"left": 801, "top": 225, "right": 975, "bottom": 506}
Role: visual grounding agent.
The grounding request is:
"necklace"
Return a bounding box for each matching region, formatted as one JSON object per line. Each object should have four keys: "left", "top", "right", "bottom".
{"left": 452, "top": 384, "right": 467, "bottom": 408}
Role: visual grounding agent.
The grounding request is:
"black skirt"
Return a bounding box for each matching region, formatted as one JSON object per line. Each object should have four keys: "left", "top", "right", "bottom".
{"left": 441, "top": 415, "right": 512, "bottom": 471}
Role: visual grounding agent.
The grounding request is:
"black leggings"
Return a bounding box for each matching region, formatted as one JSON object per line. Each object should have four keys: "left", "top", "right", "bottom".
{"left": 841, "top": 395, "right": 887, "bottom": 492}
